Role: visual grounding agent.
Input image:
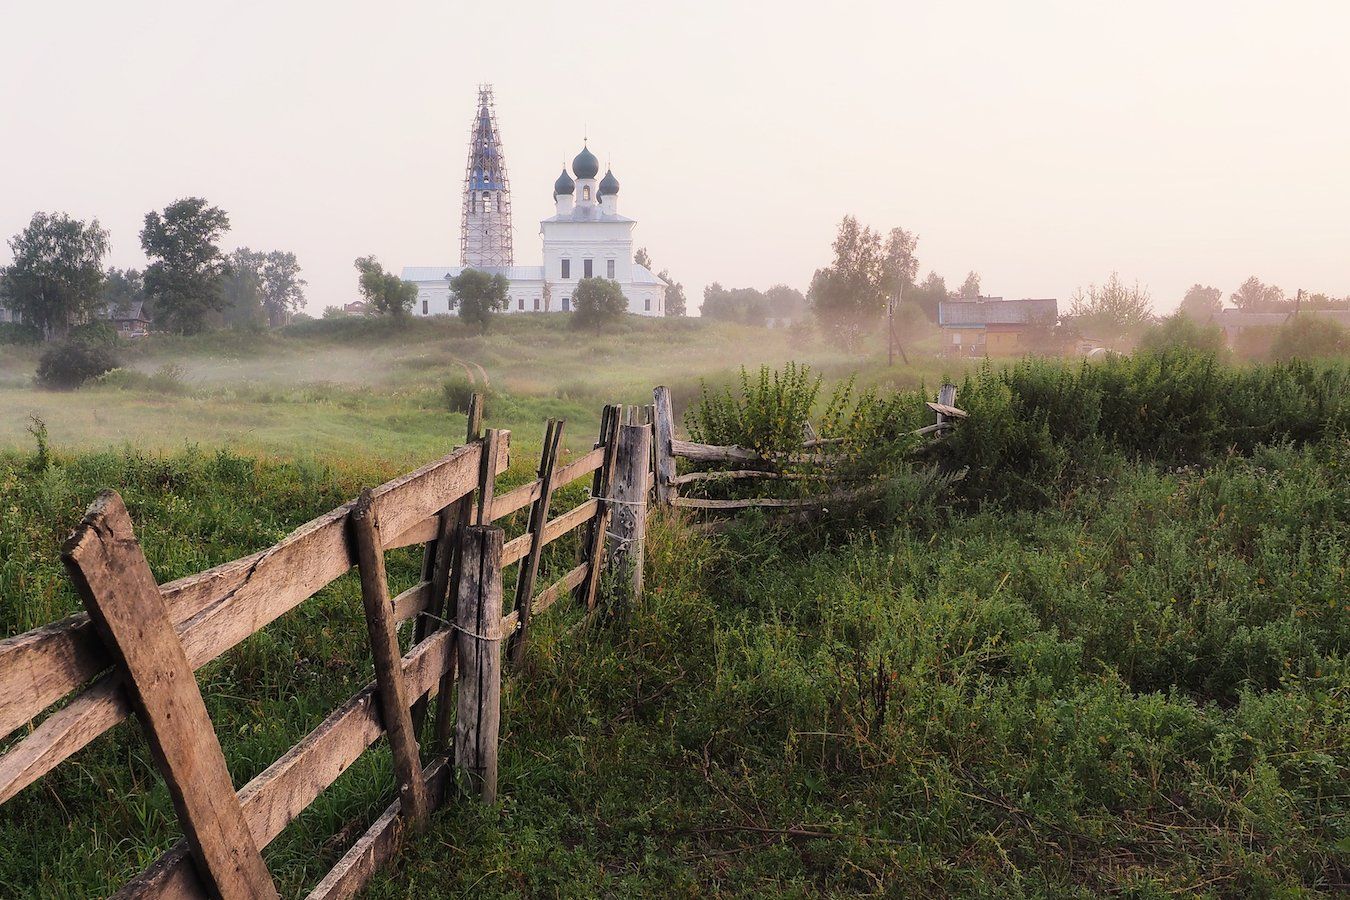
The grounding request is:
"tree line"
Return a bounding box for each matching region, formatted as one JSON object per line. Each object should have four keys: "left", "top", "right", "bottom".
{"left": 0, "top": 199, "right": 306, "bottom": 339}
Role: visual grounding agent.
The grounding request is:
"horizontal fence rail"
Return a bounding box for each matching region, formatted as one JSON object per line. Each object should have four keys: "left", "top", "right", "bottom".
{"left": 0, "top": 396, "right": 646, "bottom": 898}
{"left": 651, "top": 383, "right": 966, "bottom": 515}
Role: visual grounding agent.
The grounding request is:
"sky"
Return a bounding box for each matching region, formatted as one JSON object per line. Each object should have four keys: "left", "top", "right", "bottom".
{"left": 2, "top": 0, "right": 1347, "bottom": 316}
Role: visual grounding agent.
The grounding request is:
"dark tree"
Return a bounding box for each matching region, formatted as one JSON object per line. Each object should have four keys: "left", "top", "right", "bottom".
{"left": 880, "top": 227, "right": 920, "bottom": 299}
{"left": 658, "top": 269, "right": 686, "bottom": 316}
{"left": 221, "top": 248, "right": 266, "bottom": 328}
{"left": 1, "top": 212, "right": 109, "bottom": 339}
{"left": 764, "top": 284, "right": 807, "bottom": 322}
{"left": 1179, "top": 284, "right": 1223, "bottom": 319}
{"left": 141, "top": 198, "right": 230, "bottom": 334}
{"left": 448, "top": 268, "right": 509, "bottom": 333}
{"left": 1230, "top": 276, "right": 1286, "bottom": 311}
{"left": 701, "top": 284, "right": 768, "bottom": 325}
{"left": 908, "top": 271, "right": 949, "bottom": 322}
{"left": 260, "top": 251, "right": 307, "bottom": 327}
{"left": 808, "top": 216, "right": 886, "bottom": 348}
{"left": 571, "top": 277, "right": 628, "bottom": 333}
{"left": 634, "top": 247, "right": 653, "bottom": 270}
{"left": 354, "top": 256, "right": 417, "bottom": 319}
{"left": 100, "top": 267, "right": 145, "bottom": 316}
{"left": 958, "top": 271, "right": 981, "bottom": 299}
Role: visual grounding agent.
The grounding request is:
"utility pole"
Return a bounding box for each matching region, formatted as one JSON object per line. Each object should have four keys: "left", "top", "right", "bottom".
{"left": 888, "top": 287, "right": 909, "bottom": 366}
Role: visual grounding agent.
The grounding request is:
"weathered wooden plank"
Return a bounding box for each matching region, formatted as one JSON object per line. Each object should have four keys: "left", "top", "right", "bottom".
{"left": 532, "top": 561, "right": 589, "bottom": 617}
{"left": 0, "top": 437, "right": 507, "bottom": 746}
{"left": 670, "top": 483, "right": 888, "bottom": 510}
{"left": 455, "top": 526, "right": 504, "bottom": 803}
{"left": 390, "top": 581, "right": 433, "bottom": 625}
{"left": 477, "top": 429, "right": 503, "bottom": 524}
{"left": 490, "top": 479, "right": 541, "bottom": 522}
{"left": 115, "top": 627, "right": 456, "bottom": 899}
{"left": 0, "top": 437, "right": 508, "bottom": 799}
{"left": 669, "top": 469, "right": 849, "bottom": 485}
{"left": 501, "top": 498, "right": 599, "bottom": 567}
{"left": 64, "top": 492, "right": 277, "bottom": 900}
{"left": 509, "top": 420, "right": 565, "bottom": 664}
{"left": 551, "top": 445, "right": 605, "bottom": 489}
{"left": 652, "top": 385, "right": 678, "bottom": 507}
{"left": 350, "top": 490, "right": 430, "bottom": 827}
{"left": 669, "top": 438, "right": 762, "bottom": 463}
{"left": 926, "top": 400, "right": 966, "bottom": 420}
{"left": 607, "top": 423, "right": 651, "bottom": 600}
{"left": 306, "top": 758, "right": 451, "bottom": 900}
{"left": 579, "top": 407, "right": 622, "bottom": 611}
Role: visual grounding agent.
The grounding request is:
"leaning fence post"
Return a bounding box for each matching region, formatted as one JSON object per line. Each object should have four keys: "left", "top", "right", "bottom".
{"left": 652, "top": 386, "right": 677, "bottom": 508}
{"left": 350, "top": 489, "right": 431, "bottom": 828}
{"left": 507, "top": 418, "right": 564, "bottom": 665}
{"left": 454, "top": 524, "right": 504, "bottom": 803}
{"left": 606, "top": 419, "right": 652, "bottom": 601}
{"left": 63, "top": 492, "right": 279, "bottom": 900}
{"left": 579, "top": 406, "right": 620, "bottom": 610}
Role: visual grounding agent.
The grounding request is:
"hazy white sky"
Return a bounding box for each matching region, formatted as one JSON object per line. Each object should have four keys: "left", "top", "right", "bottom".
{"left": 2, "top": 0, "right": 1347, "bottom": 315}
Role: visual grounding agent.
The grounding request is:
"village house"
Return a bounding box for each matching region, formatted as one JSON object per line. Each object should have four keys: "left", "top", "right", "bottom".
{"left": 939, "top": 297, "right": 1058, "bottom": 356}
{"left": 104, "top": 300, "right": 152, "bottom": 337}
{"left": 1212, "top": 307, "right": 1350, "bottom": 352}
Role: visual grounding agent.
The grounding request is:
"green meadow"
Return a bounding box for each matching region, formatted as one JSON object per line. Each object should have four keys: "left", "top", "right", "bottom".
{"left": 0, "top": 320, "right": 1346, "bottom": 897}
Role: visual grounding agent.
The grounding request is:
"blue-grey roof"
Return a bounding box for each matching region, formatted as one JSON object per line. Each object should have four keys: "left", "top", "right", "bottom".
{"left": 401, "top": 265, "right": 545, "bottom": 283}
{"left": 572, "top": 145, "right": 599, "bottom": 179}
{"left": 939, "top": 297, "right": 1057, "bottom": 327}
{"left": 598, "top": 169, "right": 620, "bottom": 196}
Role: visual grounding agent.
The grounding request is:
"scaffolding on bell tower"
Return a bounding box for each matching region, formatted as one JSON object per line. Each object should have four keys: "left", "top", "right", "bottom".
{"left": 459, "top": 84, "right": 514, "bottom": 268}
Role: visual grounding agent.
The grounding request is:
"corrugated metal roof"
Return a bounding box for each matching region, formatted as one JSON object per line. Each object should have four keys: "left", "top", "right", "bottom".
{"left": 631, "top": 264, "right": 665, "bottom": 285}
{"left": 939, "top": 298, "right": 1057, "bottom": 326}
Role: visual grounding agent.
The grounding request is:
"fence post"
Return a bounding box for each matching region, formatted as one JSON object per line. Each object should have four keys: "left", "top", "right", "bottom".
{"left": 454, "top": 524, "right": 504, "bottom": 803}
{"left": 507, "top": 418, "right": 564, "bottom": 665}
{"left": 578, "top": 406, "right": 620, "bottom": 610}
{"left": 652, "top": 386, "right": 677, "bottom": 508}
{"left": 935, "top": 383, "right": 958, "bottom": 427}
{"left": 63, "top": 492, "right": 279, "bottom": 900}
{"left": 606, "top": 420, "right": 651, "bottom": 601}
{"left": 412, "top": 393, "right": 482, "bottom": 732}
{"left": 350, "top": 489, "right": 431, "bottom": 828}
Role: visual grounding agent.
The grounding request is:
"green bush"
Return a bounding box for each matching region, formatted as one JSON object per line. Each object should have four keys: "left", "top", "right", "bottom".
{"left": 35, "top": 340, "right": 120, "bottom": 389}
{"left": 1137, "top": 312, "right": 1227, "bottom": 356}
{"left": 68, "top": 320, "right": 120, "bottom": 348}
{"left": 0, "top": 321, "right": 41, "bottom": 345}
{"left": 96, "top": 364, "right": 190, "bottom": 395}
{"left": 442, "top": 374, "right": 492, "bottom": 416}
{"left": 1271, "top": 314, "right": 1347, "bottom": 361}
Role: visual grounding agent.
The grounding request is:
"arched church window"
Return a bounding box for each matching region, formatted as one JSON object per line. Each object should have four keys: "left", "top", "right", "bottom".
{"left": 582, "top": 186, "right": 591, "bottom": 201}
{"left": 482, "top": 191, "right": 490, "bottom": 213}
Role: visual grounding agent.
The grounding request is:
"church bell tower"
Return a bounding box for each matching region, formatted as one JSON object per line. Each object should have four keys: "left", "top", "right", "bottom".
{"left": 460, "top": 84, "right": 513, "bottom": 268}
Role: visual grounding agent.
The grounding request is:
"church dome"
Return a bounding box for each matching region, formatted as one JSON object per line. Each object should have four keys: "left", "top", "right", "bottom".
{"left": 572, "top": 145, "right": 599, "bottom": 180}
{"left": 598, "top": 169, "right": 620, "bottom": 196}
{"left": 553, "top": 168, "right": 575, "bottom": 196}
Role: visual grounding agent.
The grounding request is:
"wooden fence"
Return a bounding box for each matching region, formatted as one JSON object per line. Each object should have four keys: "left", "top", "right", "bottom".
{"left": 0, "top": 396, "right": 649, "bottom": 899}
{"left": 0, "top": 382, "right": 959, "bottom": 897}
{"left": 650, "top": 383, "right": 965, "bottom": 513}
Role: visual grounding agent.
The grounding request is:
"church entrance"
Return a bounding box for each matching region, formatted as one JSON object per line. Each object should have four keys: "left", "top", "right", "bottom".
{"left": 562, "top": 297, "right": 571, "bottom": 312}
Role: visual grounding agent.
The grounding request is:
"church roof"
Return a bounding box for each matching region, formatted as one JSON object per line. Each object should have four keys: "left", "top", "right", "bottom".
{"left": 572, "top": 145, "right": 599, "bottom": 179}
{"left": 540, "top": 206, "right": 634, "bottom": 224}
{"left": 401, "top": 265, "right": 545, "bottom": 282}
{"left": 598, "top": 169, "right": 620, "bottom": 196}
{"left": 631, "top": 264, "right": 665, "bottom": 285}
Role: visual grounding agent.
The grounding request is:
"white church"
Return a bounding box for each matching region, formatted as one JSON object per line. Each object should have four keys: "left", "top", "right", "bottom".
{"left": 402, "top": 87, "right": 667, "bottom": 317}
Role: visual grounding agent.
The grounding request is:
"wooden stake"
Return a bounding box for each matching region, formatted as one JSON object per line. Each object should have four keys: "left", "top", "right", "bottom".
{"left": 454, "top": 525, "right": 504, "bottom": 802}
{"left": 652, "top": 386, "right": 677, "bottom": 507}
{"left": 936, "top": 383, "right": 958, "bottom": 428}
{"left": 63, "top": 492, "right": 278, "bottom": 900}
{"left": 607, "top": 422, "right": 652, "bottom": 601}
{"left": 507, "top": 419, "right": 564, "bottom": 665}
{"left": 579, "top": 407, "right": 621, "bottom": 611}
{"left": 350, "top": 490, "right": 430, "bottom": 828}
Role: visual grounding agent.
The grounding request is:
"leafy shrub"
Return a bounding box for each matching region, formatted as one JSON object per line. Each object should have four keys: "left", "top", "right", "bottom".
{"left": 1137, "top": 312, "right": 1227, "bottom": 356}
{"left": 442, "top": 375, "right": 491, "bottom": 416}
{"left": 68, "top": 320, "right": 119, "bottom": 348}
{"left": 35, "top": 340, "right": 120, "bottom": 389}
{"left": 687, "top": 363, "right": 821, "bottom": 456}
{"left": 96, "top": 364, "right": 190, "bottom": 395}
{"left": 0, "top": 321, "right": 41, "bottom": 344}
{"left": 1271, "top": 314, "right": 1347, "bottom": 361}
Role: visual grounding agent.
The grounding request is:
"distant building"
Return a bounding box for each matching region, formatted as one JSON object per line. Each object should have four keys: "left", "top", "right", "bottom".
{"left": 1212, "top": 307, "right": 1350, "bottom": 350}
{"left": 402, "top": 85, "right": 666, "bottom": 318}
{"left": 0, "top": 304, "right": 21, "bottom": 324}
{"left": 104, "top": 300, "right": 152, "bottom": 337}
{"left": 343, "top": 300, "right": 370, "bottom": 317}
{"left": 939, "top": 297, "right": 1058, "bottom": 356}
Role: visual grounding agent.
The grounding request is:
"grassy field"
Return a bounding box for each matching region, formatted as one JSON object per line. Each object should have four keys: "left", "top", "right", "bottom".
{"left": 0, "top": 322, "right": 1346, "bottom": 897}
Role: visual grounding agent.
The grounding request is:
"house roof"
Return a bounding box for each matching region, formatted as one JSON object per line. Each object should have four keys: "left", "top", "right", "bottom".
{"left": 631, "top": 264, "right": 665, "bottom": 285}
{"left": 103, "top": 299, "right": 150, "bottom": 322}
{"left": 939, "top": 297, "right": 1057, "bottom": 327}
{"left": 1212, "top": 308, "right": 1350, "bottom": 329}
